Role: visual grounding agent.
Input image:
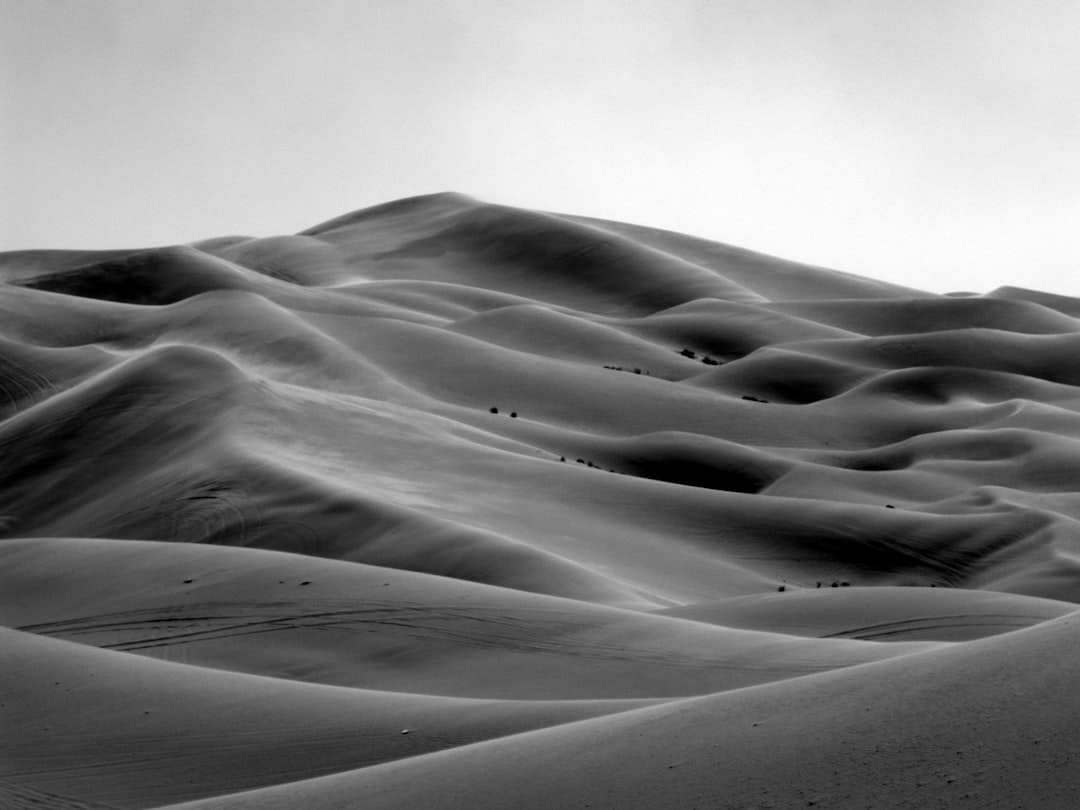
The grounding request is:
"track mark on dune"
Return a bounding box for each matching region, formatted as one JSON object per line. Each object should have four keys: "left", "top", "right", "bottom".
{"left": 822, "top": 614, "right": 1043, "bottom": 641}
{"left": 0, "top": 352, "right": 54, "bottom": 414}
{"left": 0, "top": 777, "right": 123, "bottom": 810}
{"left": 18, "top": 600, "right": 840, "bottom": 674}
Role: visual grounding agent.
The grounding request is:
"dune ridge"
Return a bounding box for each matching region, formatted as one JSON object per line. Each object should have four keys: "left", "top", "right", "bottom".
{"left": 3, "top": 192, "right": 1079, "bottom": 807}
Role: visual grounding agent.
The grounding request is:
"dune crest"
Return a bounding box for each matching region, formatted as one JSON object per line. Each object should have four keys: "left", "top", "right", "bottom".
{"left": 3, "top": 193, "right": 1079, "bottom": 807}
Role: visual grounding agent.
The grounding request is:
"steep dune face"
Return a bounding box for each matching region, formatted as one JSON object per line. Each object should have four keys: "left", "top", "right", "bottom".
{"left": 2, "top": 192, "right": 1079, "bottom": 808}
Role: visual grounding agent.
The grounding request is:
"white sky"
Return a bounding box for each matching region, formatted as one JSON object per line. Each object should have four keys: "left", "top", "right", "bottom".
{"left": 3, "top": 0, "right": 1078, "bottom": 296}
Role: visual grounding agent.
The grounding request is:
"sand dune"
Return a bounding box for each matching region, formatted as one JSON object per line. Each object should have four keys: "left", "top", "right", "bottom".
{"left": 3, "top": 192, "right": 1079, "bottom": 807}
{"left": 156, "top": 610, "right": 1080, "bottom": 810}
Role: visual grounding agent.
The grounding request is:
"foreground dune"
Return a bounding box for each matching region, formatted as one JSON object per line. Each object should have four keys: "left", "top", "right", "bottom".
{"left": 2, "top": 192, "right": 1079, "bottom": 808}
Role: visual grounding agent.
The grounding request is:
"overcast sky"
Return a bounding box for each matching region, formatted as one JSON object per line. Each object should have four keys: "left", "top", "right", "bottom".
{"left": 3, "top": 0, "right": 1078, "bottom": 296}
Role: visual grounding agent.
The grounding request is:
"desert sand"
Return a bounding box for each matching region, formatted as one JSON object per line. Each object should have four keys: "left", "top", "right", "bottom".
{"left": 2, "top": 192, "right": 1079, "bottom": 808}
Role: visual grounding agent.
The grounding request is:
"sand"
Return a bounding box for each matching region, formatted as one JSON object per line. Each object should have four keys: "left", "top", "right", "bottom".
{"left": 2, "top": 192, "right": 1079, "bottom": 808}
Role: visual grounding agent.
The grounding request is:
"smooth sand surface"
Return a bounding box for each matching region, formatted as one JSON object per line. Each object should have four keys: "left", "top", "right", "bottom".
{"left": 3, "top": 192, "right": 1079, "bottom": 808}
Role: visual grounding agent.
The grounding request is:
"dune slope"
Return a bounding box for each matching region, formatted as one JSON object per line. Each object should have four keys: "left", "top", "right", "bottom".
{"left": 2, "top": 192, "right": 1079, "bottom": 808}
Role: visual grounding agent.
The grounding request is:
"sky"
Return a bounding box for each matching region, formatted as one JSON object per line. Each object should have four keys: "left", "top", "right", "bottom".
{"left": 2, "top": 0, "right": 1078, "bottom": 297}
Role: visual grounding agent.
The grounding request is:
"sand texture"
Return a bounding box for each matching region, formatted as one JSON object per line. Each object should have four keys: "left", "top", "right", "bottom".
{"left": 3, "top": 193, "right": 1079, "bottom": 808}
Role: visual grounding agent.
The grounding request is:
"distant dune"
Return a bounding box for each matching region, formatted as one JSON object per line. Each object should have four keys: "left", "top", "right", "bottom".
{"left": 2, "top": 193, "right": 1079, "bottom": 809}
